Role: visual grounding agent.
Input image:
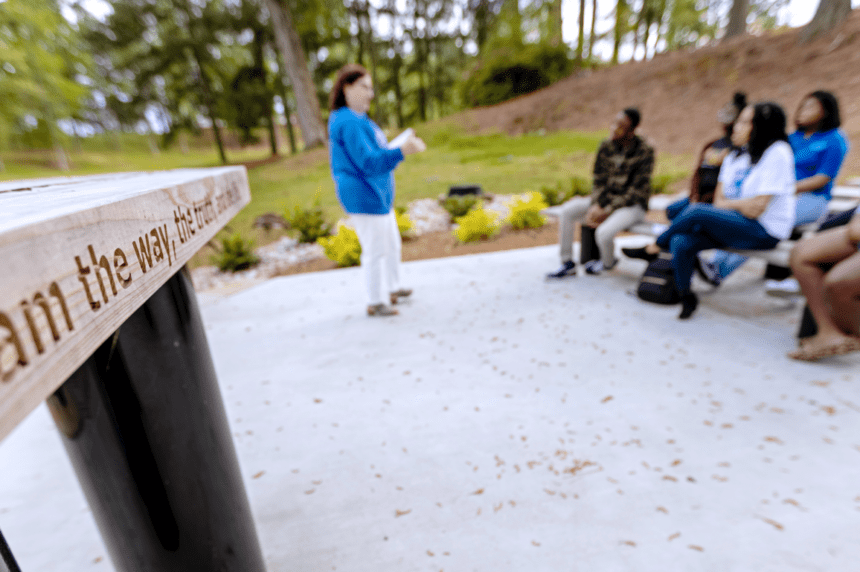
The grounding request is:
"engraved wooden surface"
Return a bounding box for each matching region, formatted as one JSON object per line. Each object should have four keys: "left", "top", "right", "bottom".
{"left": 0, "top": 167, "right": 250, "bottom": 442}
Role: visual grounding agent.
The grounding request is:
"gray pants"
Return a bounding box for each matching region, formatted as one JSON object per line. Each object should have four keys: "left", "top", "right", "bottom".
{"left": 557, "top": 197, "right": 646, "bottom": 267}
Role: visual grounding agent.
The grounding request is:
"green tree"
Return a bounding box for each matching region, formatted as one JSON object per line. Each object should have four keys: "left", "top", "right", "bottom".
{"left": 0, "top": 0, "right": 91, "bottom": 168}
{"left": 79, "top": 0, "right": 246, "bottom": 163}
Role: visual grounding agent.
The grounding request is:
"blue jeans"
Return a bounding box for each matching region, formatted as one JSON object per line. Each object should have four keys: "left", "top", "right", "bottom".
{"left": 655, "top": 203, "right": 779, "bottom": 296}
{"left": 710, "top": 193, "right": 829, "bottom": 279}
{"left": 666, "top": 198, "right": 690, "bottom": 221}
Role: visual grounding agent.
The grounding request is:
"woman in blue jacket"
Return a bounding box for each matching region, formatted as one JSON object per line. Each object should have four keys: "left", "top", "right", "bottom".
{"left": 328, "top": 64, "right": 426, "bottom": 316}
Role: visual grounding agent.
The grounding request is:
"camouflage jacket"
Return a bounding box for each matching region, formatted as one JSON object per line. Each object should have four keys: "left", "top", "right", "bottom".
{"left": 590, "top": 135, "right": 655, "bottom": 213}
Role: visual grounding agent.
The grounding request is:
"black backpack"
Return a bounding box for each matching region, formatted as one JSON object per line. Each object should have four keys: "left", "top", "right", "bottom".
{"left": 637, "top": 251, "right": 681, "bottom": 305}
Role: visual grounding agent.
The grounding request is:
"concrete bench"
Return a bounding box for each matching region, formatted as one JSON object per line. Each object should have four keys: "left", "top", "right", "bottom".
{"left": 0, "top": 169, "right": 266, "bottom": 572}
{"left": 626, "top": 221, "right": 798, "bottom": 267}
{"left": 627, "top": 193, "right": 860, "bottom": 268}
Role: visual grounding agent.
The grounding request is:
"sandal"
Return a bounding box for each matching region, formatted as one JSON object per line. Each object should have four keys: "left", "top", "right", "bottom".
{"left": 367, "top": 304, "right": 399, "bottom": 317}
{"left": 389, "top": 288, "right": 413, "bottom": 305}
{"left": 788, "top": 337, "right": 860, "bottom": 362}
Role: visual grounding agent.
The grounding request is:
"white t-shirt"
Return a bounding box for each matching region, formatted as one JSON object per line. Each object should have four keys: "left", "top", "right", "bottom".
{"left": 718, "top": 150, "right": 751, "bottom": 200}
{"left": 717, "top": 141, "right": 796, "bottom": 240}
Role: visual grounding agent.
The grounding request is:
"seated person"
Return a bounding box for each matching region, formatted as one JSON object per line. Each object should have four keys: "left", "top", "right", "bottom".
{"left": 708, "top": 91, "right": 849, "bottom": 284}
{"left": 787, "top": 209, "right": 860, "bottom": 361}
{"left": 546, "top": 108, "right": 654, "bottom": 278}
{"left": 622, "top": 102, "right": 796, "bottom": 319}
{"left": 666, "top": 92, "right": 747, "bottom": 221}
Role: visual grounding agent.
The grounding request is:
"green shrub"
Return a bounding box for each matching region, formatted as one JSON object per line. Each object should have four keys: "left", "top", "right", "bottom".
{"left": 459, "top": 43, "right": 574, "bottom": 108}
{"left": 285, "top": 199, "right": 333, "bottom": 243}
{"left": 539, "top": 183, "right": 570, "bottom": 207}
{"left": 318, "top": 223, "right": 362, "bottom": 267}
{"left": 570, "top": 176, "right": 592, "bottom": 197}
{"left": 505, "top": 192, "right": 548, "bottom": 230}
{"left": 440, "top": 194, "right": 480, "bottom": 222}
{"left": 395, "top": 207, "right": 414, "bottom": 240}
{"left": 453, "top": 207, "right": 501, "bottom": 243}
{"left": 539, "top": 176, "right": 591, "bottom": 207}
{"left": 651, "top": 173, "right": 683, "bottom": 194}
{"left": 211, "top": 233, "right": 260, "bottom": 272}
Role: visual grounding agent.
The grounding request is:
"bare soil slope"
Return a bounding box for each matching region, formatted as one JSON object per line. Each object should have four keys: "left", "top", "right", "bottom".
{"left": 451, "top": 11, "right": 860, "bottom": 175}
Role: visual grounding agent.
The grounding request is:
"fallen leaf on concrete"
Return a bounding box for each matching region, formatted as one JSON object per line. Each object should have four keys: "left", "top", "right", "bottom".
{"left": 758, "top": 516, "right": 784, "bottom": 530}
{"left": 688, "top": 545, "right": 704, "bottom": 552}
{"left": 252, "top": 471, "right": 265, "bottom": 479}
{"left": 471, "top": 488, "right": 484, "bottom": 495}
{"left": 667, "top": 533, "right": 680, "bottom": 541}
{"left": 395, "top": 509, "right": 411, "bottom": 517}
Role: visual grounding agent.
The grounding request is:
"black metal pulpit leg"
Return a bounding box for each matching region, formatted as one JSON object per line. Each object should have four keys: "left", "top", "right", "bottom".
{"left": 46, "top": 267, "right": 266, "bottom": 572}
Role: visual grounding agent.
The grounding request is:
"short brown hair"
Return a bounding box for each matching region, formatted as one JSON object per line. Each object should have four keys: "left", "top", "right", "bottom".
{"left": 329, "top": 64, "right": 369, "bottom": 112}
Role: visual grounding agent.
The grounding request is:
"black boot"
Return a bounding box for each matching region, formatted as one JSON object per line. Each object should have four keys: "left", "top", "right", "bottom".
{"left": 678, "top": 292, "right": 698, "bottom": 320}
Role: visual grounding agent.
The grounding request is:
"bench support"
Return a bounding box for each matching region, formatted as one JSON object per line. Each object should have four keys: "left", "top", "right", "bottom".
{"left": 0, "top": 528, "right": 21, "bottom": 572}
{"left": 45, "top": 268, "right": 265, "bottom": 572}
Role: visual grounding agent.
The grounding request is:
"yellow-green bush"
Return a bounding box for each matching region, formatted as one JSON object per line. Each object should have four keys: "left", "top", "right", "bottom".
{"left": 395, "top": 207, "right": 414, "bottom": 240}
{"left": 318, "top": 223, "right": 362, "bottom": 267}
{"left": 285, "top": 198, "right": 333, "bottom": 243}
{"left": 453, "top": 207, "right": 501, "bottom": 243}
{"left": 505, "top": 191, "right": 548, "bottom": 230}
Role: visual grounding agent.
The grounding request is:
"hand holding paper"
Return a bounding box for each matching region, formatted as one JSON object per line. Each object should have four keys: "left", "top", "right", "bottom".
{"left": 389, "top": 128, "right": 426, "bottom": 156}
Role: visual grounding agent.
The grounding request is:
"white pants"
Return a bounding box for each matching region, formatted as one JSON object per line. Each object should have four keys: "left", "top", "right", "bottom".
{"left": 557, "top": 197, "right": 646, "bottom": 267}
{"left": 351, "top": 211, "right": 402, "bottom": 306}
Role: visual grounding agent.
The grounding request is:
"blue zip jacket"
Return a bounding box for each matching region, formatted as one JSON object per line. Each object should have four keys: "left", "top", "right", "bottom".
{"left": 788, "top": 128, "right": 849, "bottom": 200}
{"left": 328, "top": 107, "right": 404, "bottom": 214}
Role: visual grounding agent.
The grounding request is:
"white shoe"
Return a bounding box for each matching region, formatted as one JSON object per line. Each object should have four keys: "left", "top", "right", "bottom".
{"left": 765, "top": 277, "right": 801, "bottom": 298}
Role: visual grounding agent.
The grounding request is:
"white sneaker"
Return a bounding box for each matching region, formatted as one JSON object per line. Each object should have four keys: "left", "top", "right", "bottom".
{"left": 765, "top": 277, "right": 801, "bottom": 298}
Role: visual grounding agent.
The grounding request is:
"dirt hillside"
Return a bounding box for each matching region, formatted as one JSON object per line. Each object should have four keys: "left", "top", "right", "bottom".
{"left": 451, "top": 10, "right": 860, "bottom": 176}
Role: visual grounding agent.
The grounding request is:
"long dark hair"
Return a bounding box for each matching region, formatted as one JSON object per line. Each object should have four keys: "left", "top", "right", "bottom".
{"left": 748, "top": 102, "right": 787, "bottom": 165}
{"left": 329, "top": 64, "right": 369, "bottom": 112}
{"left": 799, "top": 90, "right": 841, "bottom": 132}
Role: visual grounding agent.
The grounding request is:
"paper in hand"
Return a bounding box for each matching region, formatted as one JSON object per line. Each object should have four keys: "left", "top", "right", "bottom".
{"left": 387, "top": 128, "right": 414, "bottom": 150}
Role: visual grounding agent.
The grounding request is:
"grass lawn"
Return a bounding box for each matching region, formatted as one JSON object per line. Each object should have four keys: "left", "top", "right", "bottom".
{"left": 241, "top": 124, "right": 693, "bottom": 233}
{"left": 0, "top": 126, "right": 694, "bottom": 267}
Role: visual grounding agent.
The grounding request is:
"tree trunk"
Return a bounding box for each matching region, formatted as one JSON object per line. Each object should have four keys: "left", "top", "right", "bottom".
{"left": 474, "top": 0, "right": 491, "bottom": 53}
{"left": 276, "top": 80, "right": 297, "bottom": 154}
{"left": 801, "top": 0, "right": 852, "bottom": 42}
{"left": 724, "top": 0, "right": 748, "bottom": 40}
{"left": 417, "top": 37, "right": 427, "bottom": 122}
{"left": 587, "top": 0, "right": 597, "bottom": 61}
{"left": 264, "top": 0, "right": 327, "bottom": 149}
{"left": 189, "top": 49, "right": 227, "bottom": 164}
{"left": 612, "top": 0, "right": 627, "bottom": 64}
{"left": 576, "top": 0, "right": 585, "bottom": 61}
{"left": 253, "top": 29, "right": 278, "bottom": 157}
{"left": 362, "top": 2, "right": 383, "bottom": 125}
{"left": 550, "top": 0, "right": 563, "bottom": 47}
{"left": 392, "top": 42, "right": 405, "bottom": 128}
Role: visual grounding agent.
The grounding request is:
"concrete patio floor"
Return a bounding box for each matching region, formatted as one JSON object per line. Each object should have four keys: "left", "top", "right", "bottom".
{"left": 2, "top": 241, "right": 859, "bottom": 571}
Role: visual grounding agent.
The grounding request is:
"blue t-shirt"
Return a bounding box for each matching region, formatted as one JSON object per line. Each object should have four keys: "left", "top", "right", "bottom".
{"left": 788, "top": 128, "right": 849, "bottom": 200}
{"left": 328, "top": 107, "right": 404, "bottom": 214}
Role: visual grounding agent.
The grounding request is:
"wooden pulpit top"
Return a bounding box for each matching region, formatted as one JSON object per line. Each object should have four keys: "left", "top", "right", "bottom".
{"left": 0, "top": 167, "right": 250, "bottom": 442}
